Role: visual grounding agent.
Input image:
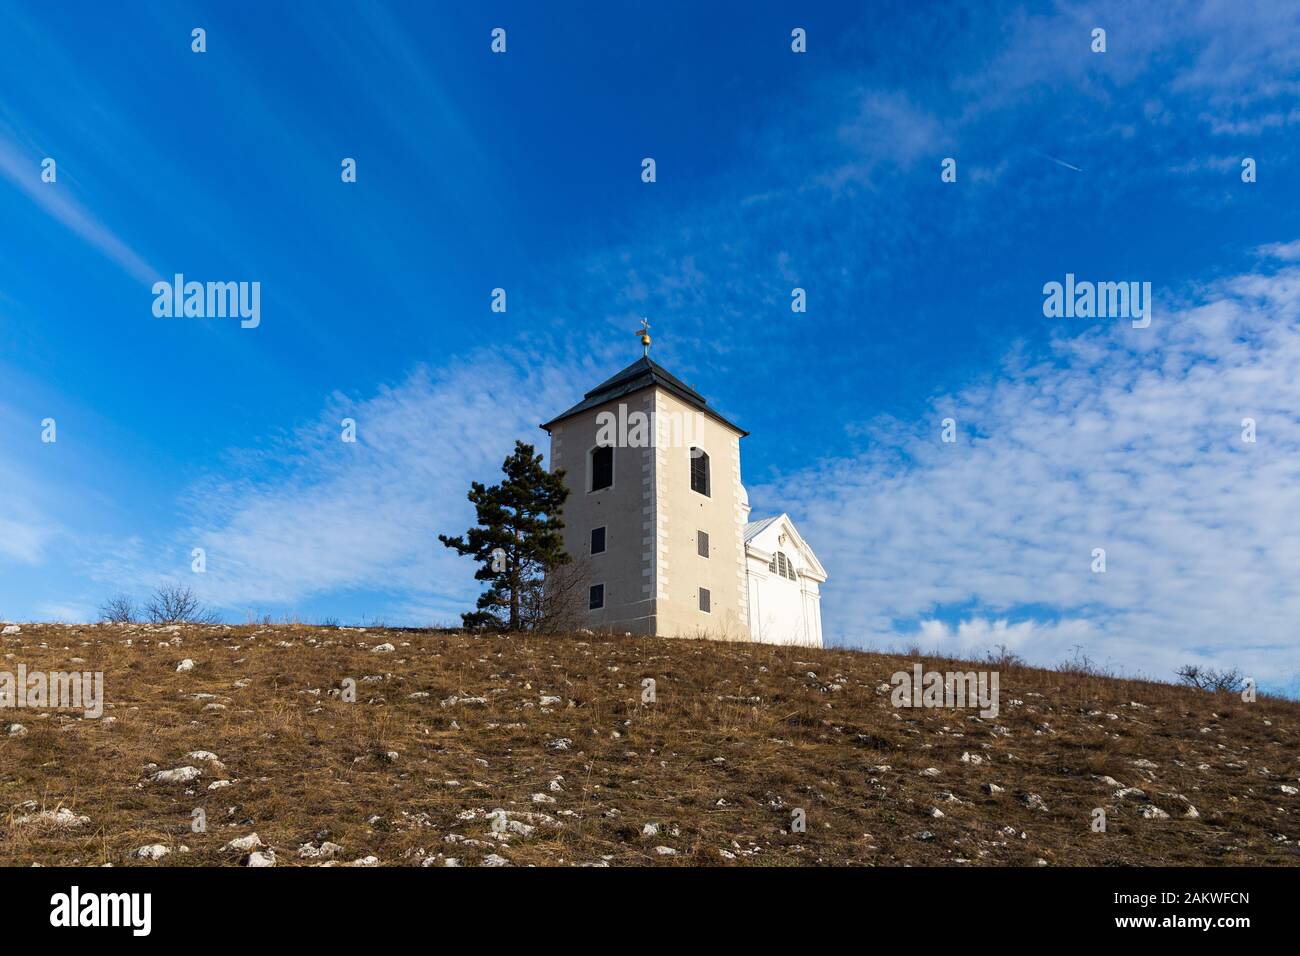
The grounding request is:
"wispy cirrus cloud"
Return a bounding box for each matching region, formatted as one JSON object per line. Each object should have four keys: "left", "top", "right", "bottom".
{"left": 0, "top": 130, "right": 156, "bottom": 285}
{"left": 953, "top": 0, "right": 1300, "bottom": 132}
{"left": 755, "top": 257, "right": 1300, "bottom": 695}
{"left": 0, "top": 405, "right": 60, "bottom": 567}
{"left": 105, "top": 348, "right": 593, "bottom": 620}
{"left": 817, "top": 90, "right": 947, "bottom": 191}
{"left": 0, "top": 508, "right": 55, "bottom": 566}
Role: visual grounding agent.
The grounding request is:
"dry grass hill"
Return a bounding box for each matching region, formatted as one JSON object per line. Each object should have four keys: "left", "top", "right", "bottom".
{"left": 1, "top": 622, "right": 1297, "bottom": 867}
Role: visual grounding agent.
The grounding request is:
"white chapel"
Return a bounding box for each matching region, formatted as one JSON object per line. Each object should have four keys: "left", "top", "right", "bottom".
{"left": 540, "top": 325, "right": 827, "bottom": 646}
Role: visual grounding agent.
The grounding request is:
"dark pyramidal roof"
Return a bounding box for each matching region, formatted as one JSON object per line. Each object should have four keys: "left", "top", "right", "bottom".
{"left": 540, "top": 356, "right": 746, "bottom": 435}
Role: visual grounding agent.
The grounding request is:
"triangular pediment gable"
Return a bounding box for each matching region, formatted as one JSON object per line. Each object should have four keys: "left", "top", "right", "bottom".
{"left": 745, "top": 513, "right": 827, "bottom": 582}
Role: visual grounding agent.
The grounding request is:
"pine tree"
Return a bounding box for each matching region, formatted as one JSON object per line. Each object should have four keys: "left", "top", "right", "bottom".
{"left": 439, "top": 440, "right": 571, "bottom": 631}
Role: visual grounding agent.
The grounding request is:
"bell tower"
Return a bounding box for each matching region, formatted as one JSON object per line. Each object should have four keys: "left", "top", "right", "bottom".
{"left": 540, "top": 326, "right": 749, "bottom": 638}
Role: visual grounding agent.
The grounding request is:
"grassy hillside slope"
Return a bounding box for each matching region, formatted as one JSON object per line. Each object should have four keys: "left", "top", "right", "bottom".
{"left": 1, "top": 623, "right": 1297, "bottom": 866}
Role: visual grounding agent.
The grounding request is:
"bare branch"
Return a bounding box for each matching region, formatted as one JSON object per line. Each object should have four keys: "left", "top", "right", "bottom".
{"left": 1176, "top": 664, "right": 1243, "bottom": 693}
{"left": 144, "top": 583, "right": 219, "bottom": 625}
{"left": 97, "top": 593, "right": 138, "bottom": 624}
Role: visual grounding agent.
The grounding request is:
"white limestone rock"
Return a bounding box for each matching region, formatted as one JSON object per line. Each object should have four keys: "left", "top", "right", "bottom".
{"left": 151, "top": 766, "right": 201, "bottom": 784}
{"left": 222, "top": 833, "right": 265, "bottom": 853}
{"left": 298, "top": 841, "right": 344, "bottom": 860}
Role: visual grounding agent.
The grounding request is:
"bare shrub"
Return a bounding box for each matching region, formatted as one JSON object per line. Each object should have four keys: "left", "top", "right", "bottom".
{"left": 1176, "top": 664, "right": 1244, "bottom": 694}
{"left": 527, "top": 558, "right": 592, "bottom": 634}
{"left": 984, "top": 643, "right": 1025, "bottom": 669}
{"left": 144, "top": 584, "right": 219, "bottom": 625}
{"left": 98, "top": 593, "right": 137, "bottom": 624}
{"left": 1057, "top": 644, "right": 1115, "bottom": 678}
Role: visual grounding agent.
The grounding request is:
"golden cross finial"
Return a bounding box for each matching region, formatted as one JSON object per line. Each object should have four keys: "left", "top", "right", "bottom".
{"left": 635, "top": 317, "right": 652, "bottom": 357}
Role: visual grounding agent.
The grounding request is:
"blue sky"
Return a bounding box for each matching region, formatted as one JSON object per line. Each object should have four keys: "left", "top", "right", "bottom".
{"left": 3, "top": 1, "right": 1300, "bottom": 694}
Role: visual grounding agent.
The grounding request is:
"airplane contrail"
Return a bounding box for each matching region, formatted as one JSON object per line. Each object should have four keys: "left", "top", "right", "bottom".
{"left": 1035, "top": 149, "right": 1083, "bottom": 172}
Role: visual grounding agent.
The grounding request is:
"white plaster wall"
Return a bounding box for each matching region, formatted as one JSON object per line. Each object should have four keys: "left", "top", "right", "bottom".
{"left": 744, "top": 522, "right": 824, "bottom": 647}
{"left": 746, "top": 555, "right": 819, "bottom": 646}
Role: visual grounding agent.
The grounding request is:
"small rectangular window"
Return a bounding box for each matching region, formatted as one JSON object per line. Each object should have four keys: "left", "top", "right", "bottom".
{"left": 589, "top": 584, "right": 605, "bottom": 610}
{"left": 591, "top": 446, "right": 613, "bottom": 492}
{"left": 699, "top": 587, "right": 711, "bottom": 613}
{"left": 689, "top": 448, "right": 710, "bottom": 496}
{"left": 591, "top": 526, "right": 606, "bottom": 555}
{"left": 697, "top": 530, "right": 709, "bottom": 557}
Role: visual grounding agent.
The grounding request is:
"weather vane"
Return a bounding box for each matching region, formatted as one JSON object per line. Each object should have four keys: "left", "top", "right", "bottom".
{"left": 636, "top": 317, "right": 652, "bottom": 357}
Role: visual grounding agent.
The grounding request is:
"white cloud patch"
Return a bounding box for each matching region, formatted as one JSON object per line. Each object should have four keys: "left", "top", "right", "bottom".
{"left": 903, "top": 617, "right": 1098, "bottom": 661}
{"left": 1256, "top": 239, "right": 1300, "bottom": 262}
{"left": 0, "top": 130, "right": 157, "bottom": 285}
{"left": 822, "top": 90, "right": 945, "bottom": 188}
{"left": 151, "top": 349, "right": 587, "bottom": 620}
{"left": 756, "top": 262, "right": 1300, "bottom": 694}
{"left": 35, "top": 602, "right": 93, "bottom": 623}
{"left": 0, "top": 435, "right": 60, "bottom": 566}
{"left": 0, "top": 511, "right": 54, "bottom": 565}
